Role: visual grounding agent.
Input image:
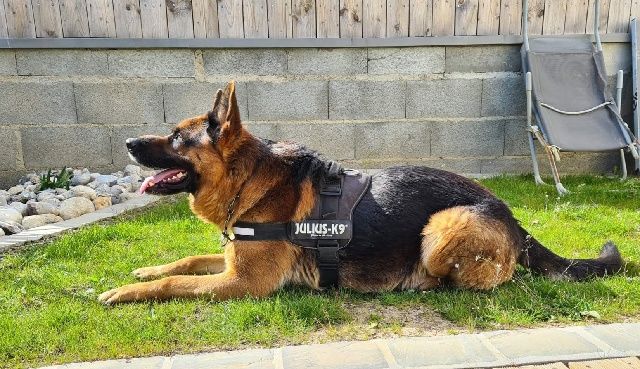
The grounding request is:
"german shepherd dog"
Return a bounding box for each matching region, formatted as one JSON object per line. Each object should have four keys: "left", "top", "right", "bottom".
{"left": 98, "top": 81, "right": 623, "bottom": 305}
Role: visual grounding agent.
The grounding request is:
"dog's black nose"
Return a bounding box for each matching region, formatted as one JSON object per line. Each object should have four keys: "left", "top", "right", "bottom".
{"left": 126, "top": 138, "right": 139, "bottom": 152}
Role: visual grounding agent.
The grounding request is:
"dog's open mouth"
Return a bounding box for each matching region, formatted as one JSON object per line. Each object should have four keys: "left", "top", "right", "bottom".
{"left": 139, "top": 168, "right": 191, "bottom": 195}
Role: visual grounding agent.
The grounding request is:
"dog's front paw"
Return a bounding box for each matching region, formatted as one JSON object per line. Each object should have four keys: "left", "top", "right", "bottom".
{"left": 98, "top": 285, "right": 140, "bottom": 305}
{"left": 132, "top": 266, "right": 162, "bottom": 280}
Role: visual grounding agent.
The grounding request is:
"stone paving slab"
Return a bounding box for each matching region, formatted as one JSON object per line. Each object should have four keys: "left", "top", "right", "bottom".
{"left": 34, "top": 323, "right": 640, "bottom": 369}
{"left": 0, "top": 195, "right": 159, "bottom": 253}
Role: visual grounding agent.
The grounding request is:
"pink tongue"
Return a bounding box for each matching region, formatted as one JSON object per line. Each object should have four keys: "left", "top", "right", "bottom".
{"left": 139, "top": 168, "right": 185, "bottom": 194}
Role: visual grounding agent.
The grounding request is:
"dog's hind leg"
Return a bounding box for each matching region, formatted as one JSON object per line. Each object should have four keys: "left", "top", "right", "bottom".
{"left": 420, "top": 204, "right": 518, "bottom": 290}
{"left": 132, "top": 254, "right": 226, "bottom": 280}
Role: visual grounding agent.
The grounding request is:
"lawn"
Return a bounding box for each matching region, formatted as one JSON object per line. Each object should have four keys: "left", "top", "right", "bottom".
{"left": 2, "top": 175, "right": 640, "bottom": 369}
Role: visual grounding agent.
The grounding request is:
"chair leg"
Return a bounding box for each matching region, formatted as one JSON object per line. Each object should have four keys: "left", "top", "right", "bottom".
{"left": 545, "top": 148, "right": 569, "bottom": 196}
{"left": 620, "top": 149, "right": 628, "bottom": 181}
{"left": 528, "top": 132, "right": 545, "bottom": 185}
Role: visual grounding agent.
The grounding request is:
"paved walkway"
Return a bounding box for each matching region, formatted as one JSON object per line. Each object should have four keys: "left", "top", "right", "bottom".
{"left": 39, "top": 323, "right": 640, "bottom": 369}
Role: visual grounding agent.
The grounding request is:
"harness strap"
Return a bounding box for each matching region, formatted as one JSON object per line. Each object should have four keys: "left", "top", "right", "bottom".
{"left": 317, "top": 176, "right": 342, "bottom": 288}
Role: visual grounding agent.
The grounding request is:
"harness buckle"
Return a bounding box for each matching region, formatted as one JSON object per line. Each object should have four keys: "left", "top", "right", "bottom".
{"left": 320, "top": 178, "right": 342, "bottom": 196}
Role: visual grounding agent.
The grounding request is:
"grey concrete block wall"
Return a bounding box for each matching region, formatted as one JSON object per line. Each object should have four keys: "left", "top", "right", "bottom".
{"left": 329, "top": 81, "right": 405, "bottom": 119}
{"left": 75, "top": 81, "right": 164, "bottom": 124}
{"left": 0, "top": 51, "right": 16, "bottom": 75}
{"left": 0, "top": 44, "right": 628, "bottom": 183}
{"left": 0, "top": 80, "right": 76, "bottom": 124}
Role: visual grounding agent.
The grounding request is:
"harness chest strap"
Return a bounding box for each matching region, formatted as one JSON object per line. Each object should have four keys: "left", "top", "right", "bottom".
{"left": 232, "top": 170, "right": 372, "bottom": 288}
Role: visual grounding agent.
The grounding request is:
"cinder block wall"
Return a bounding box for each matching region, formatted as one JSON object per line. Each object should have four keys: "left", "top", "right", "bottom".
{"left": 0, "top": 44, "right": 632, "bottom": 187}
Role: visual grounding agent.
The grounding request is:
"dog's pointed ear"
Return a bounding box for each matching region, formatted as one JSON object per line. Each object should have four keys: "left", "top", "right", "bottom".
{"left": 210, "top": 81, "right": 241, "bottom": 137}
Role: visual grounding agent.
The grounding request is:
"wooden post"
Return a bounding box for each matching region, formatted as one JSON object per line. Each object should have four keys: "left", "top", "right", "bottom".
{"left": 59, "top": 0, "right": 90, "bottom": 37}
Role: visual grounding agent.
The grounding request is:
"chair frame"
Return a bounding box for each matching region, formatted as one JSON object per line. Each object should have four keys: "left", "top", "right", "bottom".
{"left": 522, "top": 0, "right": 638, "bottom": 195}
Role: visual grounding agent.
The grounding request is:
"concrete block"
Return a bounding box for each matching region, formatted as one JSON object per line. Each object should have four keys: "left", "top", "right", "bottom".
{"left": 0, "top": 51, "right": 16, "bottom": 75}
{"left": 21, "top": 127, "right": 112, "bottom": 169}
{"left": 110, "top": 125, "right": 172, "bottom": 167}
{"left": 277, "top": 123, "right": 354, "bottom": 160}
{"left": 203, "top": 49, "right": 286, "bottom": 75}
{"left": 407, "top": 79, "right": 482, "bottom": 118}
{"left": 602, "top": 43, "right": 631, "bottom": 75}
{"left": 15, "top": 50, "right": 108, "bottom": 76}
{"left": 482, "top": 75, "right": 526, "bottom": 117}
{"left": 163, "top": 81, "right": 248, "bottom": 123}
{"left": 486, "top": 327, "right": 601, "bottom": 360}
{"left": 345, "top": 157, "right": 483, "bottom": 174}
{"left": 108, "top": 50, "right": 195, "bottom": 77}
{"left": 386, "top": 335, "right": 499, "bottom": 367}
{"left": 329, "top": 81, "right": 405, "bottom": 119}
{"left": 247, "top": 81, "right": 328, "bottom": 120}
{"left": 584, "top": 323, "right": 640, "bottom": 352}
{"left": 0, "top": 129, "right": 18, "bottom": 171}
{"left": 355, "top": 122, "right": 429, "bottom": 159}
{"left": 0, "top": 81, "right": 76, "bottom": 124}
{"left": 282, "top": 341, "right": 387, "bottom": 369}
{"left": 243, "top": 122, "right": 278, "bottom": 140}
{"left": 431, "top": 119, "right": 505, "bottom": 157}
{"left": 504, "top": 118, "right": 530, "bottom": 156}
{"left": 446, "top": 45, "right": 521, "bottom": 73}
{"left": 173, "top": 349, "right": 274, "bottom": 369}
{"left": 287, "top": 48, "right": 367, "bottom": 75}
{"left": 0, "top": 171, "right": 25, "bottom": 190}
{"left": 368, "top": 47, "right": 445, "bottom": 74}
{"left": 75, "top": 81, "right": 164, "bottom": 124}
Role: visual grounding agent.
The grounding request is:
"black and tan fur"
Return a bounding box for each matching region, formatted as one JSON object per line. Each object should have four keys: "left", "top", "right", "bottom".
{"left": 98, "top": 81, "right": 623, "bottom": 305}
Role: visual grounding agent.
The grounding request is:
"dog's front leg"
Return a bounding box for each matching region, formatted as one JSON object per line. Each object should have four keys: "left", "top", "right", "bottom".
{"left": 132, "top": 254, "right": 226, "bottom": 280}
{"left": 98, "top": 270, "right": 276, "bottom": 304}
{"left": 99, "top": 241, "right": 297, "bottom": 304}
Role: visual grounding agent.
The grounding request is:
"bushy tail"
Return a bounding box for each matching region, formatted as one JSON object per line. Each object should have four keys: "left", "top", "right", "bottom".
{"left": 517, "top": 226, "right": 623, "bottom": 280}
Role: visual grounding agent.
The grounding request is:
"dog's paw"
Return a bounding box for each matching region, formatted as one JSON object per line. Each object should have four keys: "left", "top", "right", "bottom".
{"left": 98, "top": 288, "right": 125, "bottom": 305}
{"left": 132, "top": 266, "right": 162, "bottom": 280}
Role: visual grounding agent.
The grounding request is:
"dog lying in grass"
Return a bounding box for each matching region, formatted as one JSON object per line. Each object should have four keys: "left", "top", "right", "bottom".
{"left": 98, "top": 81, "right": 623, "bottom": 305}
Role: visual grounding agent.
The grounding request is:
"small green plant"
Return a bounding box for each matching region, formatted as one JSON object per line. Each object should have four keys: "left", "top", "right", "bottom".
{"left": 38, "top": 168, "right": 74, "bottom": 191}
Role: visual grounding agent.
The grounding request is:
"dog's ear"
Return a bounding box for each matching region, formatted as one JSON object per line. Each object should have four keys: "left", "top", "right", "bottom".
{"left": 210, "top": 81, "right": 241, "bottom": 140}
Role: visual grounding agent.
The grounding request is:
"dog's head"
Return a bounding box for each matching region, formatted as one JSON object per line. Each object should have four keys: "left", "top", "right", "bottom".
{"left": 126, "top": 81, "right": 247, "bottom": 196}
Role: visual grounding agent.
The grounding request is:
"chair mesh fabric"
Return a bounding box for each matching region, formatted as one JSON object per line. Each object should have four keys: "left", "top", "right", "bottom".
{"left": 522, "top": 36, "right": 632, "bottom": 152}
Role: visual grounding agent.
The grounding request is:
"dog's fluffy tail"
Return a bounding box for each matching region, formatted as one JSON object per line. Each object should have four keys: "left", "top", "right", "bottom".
{"left": 517, "top": 226, "right": 623, "bottom": 280}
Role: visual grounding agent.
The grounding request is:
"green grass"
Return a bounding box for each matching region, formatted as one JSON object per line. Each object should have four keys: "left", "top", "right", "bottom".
{"left": 2, "top": 175, "right": 640, "bottom": 368}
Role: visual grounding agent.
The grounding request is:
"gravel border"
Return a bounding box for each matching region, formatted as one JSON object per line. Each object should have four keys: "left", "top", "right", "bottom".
{"left": 0, "top": 195, "right": 159, "bottom": 253}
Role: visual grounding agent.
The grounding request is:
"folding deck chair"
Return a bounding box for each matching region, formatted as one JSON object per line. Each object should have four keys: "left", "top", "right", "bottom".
{"left": 521, "top": 0, "right": 640, "bottom": 195}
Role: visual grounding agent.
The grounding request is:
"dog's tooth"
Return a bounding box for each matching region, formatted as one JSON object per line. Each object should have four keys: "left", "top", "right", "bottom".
{"left": 149, "top": 181, "right": 155, "bottom": 187}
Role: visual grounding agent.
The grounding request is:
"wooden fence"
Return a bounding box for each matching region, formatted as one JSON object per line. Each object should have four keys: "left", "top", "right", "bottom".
{"left": 1, "top": 0, "right": 639, "bottom": 39}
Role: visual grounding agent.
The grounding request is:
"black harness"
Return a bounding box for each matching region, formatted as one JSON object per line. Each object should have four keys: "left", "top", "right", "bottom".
{"left": 228, "top": 169, "right": 371, "bottom": 288}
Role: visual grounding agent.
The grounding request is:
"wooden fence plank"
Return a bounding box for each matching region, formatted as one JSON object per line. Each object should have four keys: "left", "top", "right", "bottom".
{"left": 477, "top": 0, "right": 500, "bottom": 35}
{"left": 4, "top": 0, "right": 36, "bottom": 37}
{"left": 140, "top": 0, "right": 167, "bottom": 38}
{"left": 339, "top": 0, "right": 362, "bottom": 37}
{"left": 543, "top": 0, "right": 567, "bottom": 34}
{"left": 244, "top": 0, "right": 268, "bottom": 37}
{"left": 192, "top": 0, "right": 218, "bottom": 38}
{"left": 0, "top": 0, "right": 7, "bottom": 37}
{"left": 586, "top": 0, "right": 610, "bottom": 33}
{"left": 631, "top": 0, "right": 640, "bottom": 22}
{"left": 292, "top": 0, "right": 316, "bottom": 37}
{"left": 525, "top": 0, "right": 545, "bottom": 34}
{"left": 32, "top": 0, "right": 63, "bottom": 37}
{"left": 268, "top": 0, "right": 292, "bottom": 38}
{"left": 607, "top": 0, "right": 632, "bottom": 32}
{"left": 59, "top": 0, "right": 90, "bottom": 37}
{"left": 113, "top": 0, "right": 142, "bottom": 38}
{"left": 455, "top": 0, "right": 479, "bottom": 35}
{"left": 363, "top": 0, "right": 385, "bottom": 37}
{"left": 564, "top": 0, "right": 589, "bottom": 33}
{"left": 86, "top": 0, "right": 116, "bottom": 37}
{"left": 317, "top": 0, "right": 338, "bottom": 37}
{"left": 432, "top": 0, "right": 455, "bottom": 35}
{"left": 218, "top": 0, "right": 243, "bottom": 37}
{"left": 166, "top": 0, "right": 194, "bottom": 38}
{"left": 409, "top": 0, "right": 432, "bottom": 36}
{"left": 387, "top": 0, "right": 409, "bottom": 37}
{"left": 499, "top": 0, "right": 522, "bottom": 35}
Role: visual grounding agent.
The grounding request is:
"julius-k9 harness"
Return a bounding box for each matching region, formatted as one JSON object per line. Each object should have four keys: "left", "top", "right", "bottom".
{"left": 231, "top": 169, "right": 372, "bottom": 288}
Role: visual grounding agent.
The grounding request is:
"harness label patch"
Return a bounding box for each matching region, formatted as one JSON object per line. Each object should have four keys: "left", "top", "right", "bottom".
{"left": 289, "top": 220, "right": 352, "bottom": 240}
